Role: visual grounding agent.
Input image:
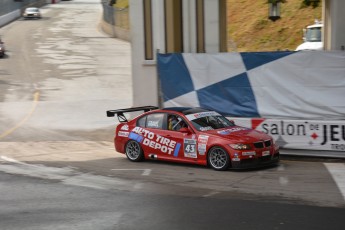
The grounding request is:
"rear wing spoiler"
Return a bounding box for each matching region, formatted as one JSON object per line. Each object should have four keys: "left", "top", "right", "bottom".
{"left": 106, "top": 106, "right": 159, "bottom": 123}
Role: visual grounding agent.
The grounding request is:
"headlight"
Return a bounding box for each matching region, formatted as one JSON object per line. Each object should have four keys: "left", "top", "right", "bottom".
{"left": 229, "top": 143, "right": 251, "bottom": 150}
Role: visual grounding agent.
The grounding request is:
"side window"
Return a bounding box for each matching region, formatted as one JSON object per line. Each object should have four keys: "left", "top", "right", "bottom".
{"left": 146, "top": 113, "right": 164, "bottom": 129}
{"left": 167, "top": 114, "right": 188, "bottom": 131}
{"left": 137, "top": 116, "right": 147, "bottom": 127}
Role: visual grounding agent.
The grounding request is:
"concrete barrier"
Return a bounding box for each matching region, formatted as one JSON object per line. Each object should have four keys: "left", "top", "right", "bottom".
{"left": 0, "top": 10, "right": 21, "bottom": 28}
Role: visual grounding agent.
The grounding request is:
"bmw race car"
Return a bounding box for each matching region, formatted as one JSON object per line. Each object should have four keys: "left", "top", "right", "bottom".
{"left": 107, "top": 106, "right": 280, "bottom": 170}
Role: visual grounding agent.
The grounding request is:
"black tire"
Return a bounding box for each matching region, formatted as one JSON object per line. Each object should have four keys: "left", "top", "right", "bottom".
{"left": 207, "top": 146, "right": 230, "bottom": 171}
{"left": 125, "top": 140, "right": 144, "bottom": 162}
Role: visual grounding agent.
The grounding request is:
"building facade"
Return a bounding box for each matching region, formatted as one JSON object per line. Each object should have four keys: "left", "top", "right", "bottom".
{"left": 129, "top": 0, "right": 345, "bottom": 107}
{"left": 129, "top": 0, "right": 227, "bottom": 107}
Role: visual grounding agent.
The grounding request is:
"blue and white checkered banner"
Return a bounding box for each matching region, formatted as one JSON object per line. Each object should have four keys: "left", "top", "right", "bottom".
{"left": 157, "top": 51, "right": 345, "bottom": 120}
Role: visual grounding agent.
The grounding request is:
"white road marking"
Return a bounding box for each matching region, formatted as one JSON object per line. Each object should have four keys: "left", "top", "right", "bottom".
{"left": 324, "top": 163, "right": 345, "bottom": 201}
{"left": 111, "top": 168, "right": 152, "bottom": 176}
{"left": 0, "top": 156, "right": 134, "bottom": 190}
{"left": 279, "top": 176, "right": 289, "bottom": 186}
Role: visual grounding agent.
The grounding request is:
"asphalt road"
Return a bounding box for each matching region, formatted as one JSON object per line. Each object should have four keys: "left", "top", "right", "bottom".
{"left": 0, "top": 1, "right": 345, "bottom": 229}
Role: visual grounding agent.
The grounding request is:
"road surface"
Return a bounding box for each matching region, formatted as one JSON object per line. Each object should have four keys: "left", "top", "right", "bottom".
{"left": 0, "top": 1, "right": 344, "bottom": 229}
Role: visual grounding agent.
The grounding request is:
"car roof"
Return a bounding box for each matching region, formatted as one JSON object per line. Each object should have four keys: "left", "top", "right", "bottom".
{"left": 26, "top": 7, "right": 39, "bottom": 10}
{"left": 161, "top": 107, "right": 211, "bottom": 115}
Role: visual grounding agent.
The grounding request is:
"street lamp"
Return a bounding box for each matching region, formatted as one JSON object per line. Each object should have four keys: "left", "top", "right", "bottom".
{"left": 268, "top": 1, "right": 281, "bottom": 21}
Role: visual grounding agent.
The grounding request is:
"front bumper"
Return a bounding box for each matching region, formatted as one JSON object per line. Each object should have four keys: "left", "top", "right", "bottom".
{"left": 231, "top": 152, "right": 280, "bottom": 169}
{"left": 23, "top": 14, "right": 41, "bottom": 18}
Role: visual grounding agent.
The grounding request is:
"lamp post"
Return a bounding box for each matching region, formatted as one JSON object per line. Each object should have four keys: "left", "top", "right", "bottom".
{"left": 268, "top": 1, "right": 281, "bottom": 21}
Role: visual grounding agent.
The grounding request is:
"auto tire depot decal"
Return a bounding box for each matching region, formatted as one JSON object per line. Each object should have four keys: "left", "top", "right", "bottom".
{"left": 129, "top": 127, "right": 181, "bottom": 155}
{"left": 230, "top": 118, "right": 345, "bottom": 152}
{"left": 128, "top": 127, "right": 211, "bottom": 158}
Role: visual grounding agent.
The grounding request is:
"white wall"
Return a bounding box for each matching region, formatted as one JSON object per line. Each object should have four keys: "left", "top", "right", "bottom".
{"left": 324, "top": 0, "right": 345, "bottom": 50}
{"left": 129, "top": 0, "right": 158, "bottom": 107}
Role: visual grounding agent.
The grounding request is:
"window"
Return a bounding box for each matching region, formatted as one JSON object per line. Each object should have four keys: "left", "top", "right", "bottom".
{"left": 306, "top": 27, "right": 322, "bottom": 42}
{"left": 143, "top": 0, "right": 154, "bottom": 60}
{"left": 190, "top": 115, "right": 234, "bottom": 131}
{"left": 137, "top": 116, "right": 147, "bottom": 127}
{"left": 146, "top": 113, "right": 165, "bottom": 129}
{"left": 165, "top": 0, "right": 183, "bottom": 53}
{"left": 196, "top": 0, "right": 205, "bottom": 53}
{"left": 167, "top": 114, "right": 188, "bottom": 131}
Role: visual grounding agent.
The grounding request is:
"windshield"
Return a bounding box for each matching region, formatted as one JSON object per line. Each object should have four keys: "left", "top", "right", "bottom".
{"left": 305, "top": 27, "right": 321, "bottom": 42}
{"left": 27, "top": 8, "right": 39, "bottom": 13}
{"left": 185, "top": 111, "right": 235, "bottom": 131}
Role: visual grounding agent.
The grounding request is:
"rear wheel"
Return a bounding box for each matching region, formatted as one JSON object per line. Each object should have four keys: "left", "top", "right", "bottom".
{"left": 125, "top": 140, "right": 144, "bottom": 162}
{"left": 207, "top": 146, "right": 230, "bottom": 171}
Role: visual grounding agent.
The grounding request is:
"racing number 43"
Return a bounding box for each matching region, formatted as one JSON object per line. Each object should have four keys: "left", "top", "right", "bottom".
{"left": 184, "top": 139, "right": 197, "bottom": 158}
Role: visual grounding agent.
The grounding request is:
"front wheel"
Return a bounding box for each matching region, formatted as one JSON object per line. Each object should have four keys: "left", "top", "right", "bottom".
{"left": 125, "top": 140, "right": 144, "bottom": 162}
{"left": 207, "top": 146, "right": 230, "bottom": 171}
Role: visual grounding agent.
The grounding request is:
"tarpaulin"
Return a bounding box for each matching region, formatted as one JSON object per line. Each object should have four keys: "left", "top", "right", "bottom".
{"left": 157, "top": 51, "right": 345, "bottom": 120}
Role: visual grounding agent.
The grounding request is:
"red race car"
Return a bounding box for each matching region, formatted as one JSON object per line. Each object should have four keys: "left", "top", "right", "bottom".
{"left": 107, "top": 106, "right": 280, "bottom": 170}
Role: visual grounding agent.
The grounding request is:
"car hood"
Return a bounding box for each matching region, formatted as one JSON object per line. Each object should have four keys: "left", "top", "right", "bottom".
{"left": 205, "top": 126, "right": 271, "bottom": 143}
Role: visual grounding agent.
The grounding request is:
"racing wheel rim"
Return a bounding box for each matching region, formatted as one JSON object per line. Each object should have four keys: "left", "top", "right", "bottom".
{"left": 208, "top": 147, "right": 229, "bottom": 170}
{"left": 125, "top": 140, "right": 143, "bottom": 161}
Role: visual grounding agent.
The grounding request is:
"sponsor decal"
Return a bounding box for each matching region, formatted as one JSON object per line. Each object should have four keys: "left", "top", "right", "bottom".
{"left": 121, "top": 125, "right": 129, "bottom": 131}
{"left": 197, "top": 135, "right": 209, "bottom": 155}
{"left": 217, "top": 127, "right": 248, "bottom": 135}
{"left": 230, "top": 118, "right": 345, "bottom": 152}
{"left": 118, "top": 131, "right": 129, "bottom": 137}
{"left": 242, "top": 151, "right": 256, "bottom": 156}
{"left": 184, "top": 139, "right": 197, "bottom": 158}
{"left": 200, "top": 126, "right": 214, "bottom": 131}
{"left": 186, "top": 111, "right": 221, "bottom": 121}
{"left": 130, "top": 127, "right": 181, "bottom": 156}
{"left": 147, "top": 120, "right": 160, "bottom": 128}
{"left": 262, "top": 150, "right": 270, "bottom": 156}
{"left": 261, "top": 121, "right": 345, "bottom": 151}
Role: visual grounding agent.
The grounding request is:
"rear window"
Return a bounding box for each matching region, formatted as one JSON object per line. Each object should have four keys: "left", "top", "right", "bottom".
{"left": 146, "top": 113, "right": 164, "bottom": 129}
{"left": 137, "top": 113, "right": 165, "bottom": 129}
